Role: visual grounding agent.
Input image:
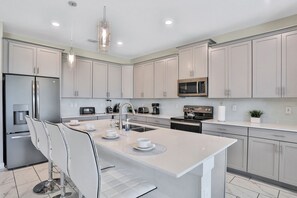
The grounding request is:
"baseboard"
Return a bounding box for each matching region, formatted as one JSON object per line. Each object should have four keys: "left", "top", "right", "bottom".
{"left": 0, "top": 162, "right": 5, "bottom": 170}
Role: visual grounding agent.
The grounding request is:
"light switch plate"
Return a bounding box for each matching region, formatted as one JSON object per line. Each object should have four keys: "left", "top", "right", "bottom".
{"left": 285, "top": 107, "right": 292, "bottom": 114}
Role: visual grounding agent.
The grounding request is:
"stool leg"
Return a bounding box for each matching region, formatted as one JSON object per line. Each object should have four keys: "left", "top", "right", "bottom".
{"left": 52, "top": 172, "right": 72, "bottom": 198}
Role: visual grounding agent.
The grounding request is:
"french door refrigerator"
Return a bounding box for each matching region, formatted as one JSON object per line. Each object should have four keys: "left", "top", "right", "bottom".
{"left": 4, "top": 74, "right": 60, "bottom": 169}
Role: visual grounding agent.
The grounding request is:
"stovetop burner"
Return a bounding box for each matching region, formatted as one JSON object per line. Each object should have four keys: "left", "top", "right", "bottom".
{"left": 171, "top": 105, "right": 214, "bottom": 123}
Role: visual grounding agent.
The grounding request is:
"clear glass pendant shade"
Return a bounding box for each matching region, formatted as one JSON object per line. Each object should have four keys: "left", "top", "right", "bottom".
{"left": 68, "top": 47, "right": 75, "bottom": 67}
{"left": 98, "top": 6, "right": 111, "bottom": 52}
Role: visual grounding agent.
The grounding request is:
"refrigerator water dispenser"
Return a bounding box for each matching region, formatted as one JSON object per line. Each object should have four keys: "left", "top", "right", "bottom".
{"left": 13, "top": 104, "right": 29, "bottom": 125}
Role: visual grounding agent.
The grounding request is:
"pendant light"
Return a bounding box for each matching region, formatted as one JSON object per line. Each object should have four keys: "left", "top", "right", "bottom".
{"left": 98, "top": 6, "right": 111, "bottom": 52}
{"left": 68, "top": 1, "right": 77, "bottom": 67}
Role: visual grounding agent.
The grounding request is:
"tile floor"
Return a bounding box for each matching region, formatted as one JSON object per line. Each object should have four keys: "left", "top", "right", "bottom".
{"left": 1, "top": 163, "right": 297, "bottom": 198}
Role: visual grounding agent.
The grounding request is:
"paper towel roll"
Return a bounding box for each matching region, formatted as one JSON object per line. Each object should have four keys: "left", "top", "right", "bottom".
{"left": 218, "top": 106, "right": 226, "bottom": 122}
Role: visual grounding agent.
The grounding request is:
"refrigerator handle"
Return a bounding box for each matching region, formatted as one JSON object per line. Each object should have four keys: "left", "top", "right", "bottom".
{"left": 32, "top": 80, "right": 36, "bottom": 118}
{"left": 36, "top": 81, "right": 40, "bottom": 120}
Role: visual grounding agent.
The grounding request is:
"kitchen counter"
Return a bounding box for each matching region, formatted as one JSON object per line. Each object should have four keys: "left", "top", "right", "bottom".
{"left": 202, "top": 119, "right": 297, "bottom": 133}
{"left": 67, "top": 119, "right": 236, "bottom": 198}
{"left": 61, "top": 113, "right": 173, "bottom": 120}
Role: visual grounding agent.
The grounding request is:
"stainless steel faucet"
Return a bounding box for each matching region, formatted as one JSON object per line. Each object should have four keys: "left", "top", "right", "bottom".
{"left": 119, "top": 102, "right": 135, "bottom": 130}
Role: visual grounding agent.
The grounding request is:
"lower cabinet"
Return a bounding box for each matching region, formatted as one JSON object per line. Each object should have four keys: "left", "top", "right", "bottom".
{"left": 279, "top": 142, "right": 297, "bottom": 186}
{"left": 202, "top": 123, "right": 248, "bottom": 172}
{"left": 248, "top": 137, "right": 279, "bottom": 180}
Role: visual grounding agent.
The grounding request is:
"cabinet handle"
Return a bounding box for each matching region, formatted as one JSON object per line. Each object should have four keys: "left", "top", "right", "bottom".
{"left": 121, "top": 92, "right": 123, "bottom": 98}
{"left": 217, "top": 128, "right": 227, "bottom": 131}
{"left": 190, "top": 70, "right": 194, "bottom": 77}
{"left": 74, "top": 91, "right": 76, "bottom": 96}
{"left": 77, "top": 91, "right": 79, "bottom": 96}
{"left": 164, "top": 92, "right": 167, "bottom": 97}
{"left": 274, "top": 144, "right": 278, "bottom": 153}
{"left": 33, "top": 67, "right": 36, "bottom": 74}
{"left": 273, "top": 134, "right": 285, "bottom": 138}
{"left": 280, "top": 145, "right": 283, "bottom": 154}
{"left": 37, "top": 67, "right": 39, "bottom": 74}
{"left": 282, "top": 87, "right": 285, "bottom": 96}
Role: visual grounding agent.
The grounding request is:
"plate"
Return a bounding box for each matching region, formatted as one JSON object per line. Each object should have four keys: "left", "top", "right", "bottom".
{"left": 132, "top": 143, "right": 156, "bottom": 151}
{"left": 102, "top": 134, "right": 119, "bottom": 140}
{"left": 69, "top": 123, "right": 80, "bottom": 126}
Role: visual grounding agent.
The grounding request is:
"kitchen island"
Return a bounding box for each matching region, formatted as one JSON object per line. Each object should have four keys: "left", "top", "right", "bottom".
{"left": 68, "top": 120, "right": 236, "bottom": 198}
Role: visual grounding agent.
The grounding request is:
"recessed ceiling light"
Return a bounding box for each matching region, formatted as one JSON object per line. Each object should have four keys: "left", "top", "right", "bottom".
{"left": 117, "top": 41, "right": 123, "bottom": 46}
{"left": 164, "top": 19, "right": 174, "bottom": 25}
{"left": 51, "top": 21, "right": 60, "bottom": 27}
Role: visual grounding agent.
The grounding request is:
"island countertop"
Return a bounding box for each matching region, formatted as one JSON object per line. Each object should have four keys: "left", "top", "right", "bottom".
{"left": 68, "top": 119, "right": 236, "bottom": 178}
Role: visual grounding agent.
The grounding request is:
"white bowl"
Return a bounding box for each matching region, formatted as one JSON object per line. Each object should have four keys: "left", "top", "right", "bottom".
{"left": 105, "top": 129, "right": 117, "bottom": 137}
{"left": 137, "top": 138, "right": 152, "bottom": 148}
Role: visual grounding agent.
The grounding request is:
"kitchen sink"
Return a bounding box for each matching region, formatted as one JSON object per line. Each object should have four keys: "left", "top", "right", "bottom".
{"left": 123, "top": 124, "right": 156, "bottom": 132}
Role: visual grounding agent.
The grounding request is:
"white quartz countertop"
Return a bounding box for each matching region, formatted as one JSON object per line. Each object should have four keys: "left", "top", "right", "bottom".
{"left": 67, "top": 119, "right": 236, "bottom": 178}
{"left": 202, "top": 119, "right": 297, "bottom": 133}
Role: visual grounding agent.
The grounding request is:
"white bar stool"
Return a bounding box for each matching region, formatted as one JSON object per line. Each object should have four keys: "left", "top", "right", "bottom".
{"left": 25, "top": 116, "right": 59, "bottom": 194}
{"left": 45, "top": 121, "right": 73, "bottom": 198}
{"left": 61, "top": 124, "right": 157, "bottom": 198}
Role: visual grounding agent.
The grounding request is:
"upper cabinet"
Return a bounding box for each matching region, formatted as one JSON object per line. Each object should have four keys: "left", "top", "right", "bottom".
{"left": 178, "top": 41, "right": 211, "bottom": 80}
{"left": 209, "top": 41, "right": 252, "bottom": 98}
{"left": 134, "top": 62, "right": 154, "bottom": 98}
{"left": 121, "top": 65, "right": 134, "bottom": 98}
{"left": 93, "top": 62, "right": 122, "bottom": 99}
{"left": 62, "top": 57, "right": 92, "bottom": 98}
{"left": 253, "top": 35, "right": 282, "bottom": 98}
{"left": 5, "top": 40, "right": 61, "bottom": 77}
{"left": 154, "top": 56, "right": 178, "bottom": 98}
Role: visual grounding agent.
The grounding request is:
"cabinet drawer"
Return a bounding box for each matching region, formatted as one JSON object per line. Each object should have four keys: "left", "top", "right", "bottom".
{"left": 203, "top": 131, "right": 222, "bottom": 136}
{"left": 129, "top": 115, "right": 147, "bottom": 123}
{"left": 146, "top": 117, "right": 170, "bottom": 126}
{"left": 202, "top": 123, "right": 248, "bottom": 136}
{"left": 249, "top": 128, "right": 297, "bottom": 143}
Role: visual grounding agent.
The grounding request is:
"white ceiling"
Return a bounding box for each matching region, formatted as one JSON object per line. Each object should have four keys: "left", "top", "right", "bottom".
{"left": 1, "top": 0, "right": 297, "bottom": 59}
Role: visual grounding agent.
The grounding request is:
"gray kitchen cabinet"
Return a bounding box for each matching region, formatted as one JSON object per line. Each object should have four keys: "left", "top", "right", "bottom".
{"left": 108, "top": 63, "right": 122, "bottom": 98}
{"left": 146, "top": 117, "right": 170, "bottom": 128}
{"left": 202, "top": 123, "right": 248, "bottom": 172}
{"left": 248, "top": 137, "right": 279, "bottom": 180}
{"left": 209, "top": 41, "right": 251, "bottom": 98}
{"left": 178, "top": 42, "right": 209, "bottom": 79}
{"left": 93, "top": 61, "right": 108, "bottom": 98}
{"left": 253, "top": 34, "right": 282, "bottom": 98}
{"left": 62, "top": 57, "right": 92, "bottom": 98}
{"left": 121, "top": 65, "right": 134, "bottom": 98}
{"left": 134, "top": 62, "right": 154, "bottom": 98}
{"left": 6, "top": 40, "right": 61, "bottom": 77}
{"left": 282, "top": 30, "right": 297, "bottom": 97}
{"left": 279, "top": 142, "right": 297, "bottom": 186}
{"left": 154, "top": 56, "right": 178, "bottom": 98}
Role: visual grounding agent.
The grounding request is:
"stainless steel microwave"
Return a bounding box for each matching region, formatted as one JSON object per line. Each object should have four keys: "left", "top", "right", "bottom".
{"left": 178, "top": 77, "right": 208, "bottom": 97}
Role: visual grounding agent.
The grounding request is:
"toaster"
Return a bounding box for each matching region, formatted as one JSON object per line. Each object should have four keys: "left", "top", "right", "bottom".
{"left": 138, "top": 107, "right": 149, "bottom": 114}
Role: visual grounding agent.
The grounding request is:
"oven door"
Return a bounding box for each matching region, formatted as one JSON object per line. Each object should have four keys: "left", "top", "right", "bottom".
{"left": 170, "top": 120, "right": 201, "bottom": 133}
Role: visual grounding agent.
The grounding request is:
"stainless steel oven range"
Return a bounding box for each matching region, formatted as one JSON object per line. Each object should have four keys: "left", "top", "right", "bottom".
{"left": 170, "top": 105, "right": 213, "bottom": 133}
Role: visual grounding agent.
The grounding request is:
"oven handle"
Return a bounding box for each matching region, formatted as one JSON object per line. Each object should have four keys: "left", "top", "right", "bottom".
{"left": 170, "top": 121, "right": 201, "bottom": 126}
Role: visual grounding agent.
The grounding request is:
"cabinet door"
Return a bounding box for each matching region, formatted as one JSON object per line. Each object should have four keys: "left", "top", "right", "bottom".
{"left": 248, "top": 137, "right": 279, "bottom": 180}
{"left": 154, "top": 60, "right": 166, "bottom": 98}
{"left": 76, "top": 59, "right": 92, "bottom": 98}
{"left": 253, "top": 35, "right": 282, "bottom": 98}
{"left": 134, "top": 65, "right": 144, "bottom": 98}
{"left": 9, "top": 42, "right": 36, "bottom": 75}
{"left": 193, "top": 44, "right": 208, "bottom": 78}
{"left": 93, "top": 61, "right": 108, "bottom": 98}
{"left": 282, "top": 30, "right": 297, "bottom": 97}
{"left": 108, "top": 64, "right": 122, "bottom": 98}
{"left": 165, "top": 57, "right": 178, "bottom": 98}
{"left": 223, "top": 134, "right": 248, "bottom": 172}
{"left": 209, "top": 47, "right": 228, "bottom": 98}
{"left": 61, "top": 57, "right": 75, "bottom": 97}
{"left": 228, "top": 41, "right": 252, "bottom": 98}
{"left": 36, "top": 48, "right": 61, "bottom": 77}
{"left": 178, "top": 48, "right": 193, "bottom": 79}
{"left": 121, "top": 65, "right": 133, "bottom": 98}
{"left": 279, "top": 142, "right": 297, "bottom": 186}
{"left": 143, "top": 62, "right": 154, "bottom": 98}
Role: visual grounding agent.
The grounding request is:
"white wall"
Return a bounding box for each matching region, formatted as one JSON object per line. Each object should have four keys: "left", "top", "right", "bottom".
{"left": 131, "top": 98, "right": 297, "bottom": 125}
{"left": 60, "top": 98, "right": 130, "bottom": 117}
{"left": 0, "top": 21, "right": 4, "bottom": 169}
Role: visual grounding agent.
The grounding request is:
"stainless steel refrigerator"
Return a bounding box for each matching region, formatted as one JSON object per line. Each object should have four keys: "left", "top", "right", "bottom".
{"left": 4, "top": 74, "right": 60, "bottom": 169}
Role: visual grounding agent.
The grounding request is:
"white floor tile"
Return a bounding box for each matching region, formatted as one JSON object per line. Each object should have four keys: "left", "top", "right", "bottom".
{"left": 14, "top": 166, "right": 40, "bottom": 186}
{"left": 0, "top": 170, "right": 14, "bottom": 186}
{"left": 279, "top": 191, "right": 297, "bottom": 198}
{"left": 33, "top": 163, "right": 48, "bottom": 173}
{"left": 226, "top": 173, "right": 235, "bottom": 183}
{"left": 48, "top": 186, "right": 76, "bottom": 198}
{"left": 0, "top": 182, "right": 18, "bottom": 198}
{"left": 231, "top": 177, "right": 279, "bottom": 198}
{"left": 17, "top": 180, "right": 50, "bottom": 198}
{"left": 227, "top": 172, "right": 250, "bottom": 181}
{"left": 226, "top": 183, "right": 259, "bottom": 198}
{"left": 225, "top": 192, "right": 237, "bottom": 198}
{"left": 258, "top": 194, "right": 272, "bottom": 198}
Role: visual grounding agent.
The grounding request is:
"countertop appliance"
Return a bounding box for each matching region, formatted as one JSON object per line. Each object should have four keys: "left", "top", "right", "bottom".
{"left": 80, "top": 107, "right": 95, "bottom": 115}
{"left": 113, "top": 103, "right": 120, "bottom": 113}
{"left": 106, "top": 99, "right": 113, "bottom": 114}
{"left": 138, "top": 107, "right": 149, "bottom": 114}
{"left": 170, "top": 105, "right": 213, "bottom": 133}
{"left": 152, "top": 103, "right": 160, "bottom": 115}
{"left": 178, "top": 77, "right": 208, "bottom": 97}
{"left": 3, "top": 74, "right": 60, "bottom": 169}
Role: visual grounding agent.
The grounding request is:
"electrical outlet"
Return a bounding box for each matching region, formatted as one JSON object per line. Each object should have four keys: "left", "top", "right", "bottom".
{"left": 285, "top": 107, "right": 292, "bottom": 114}
{"left": 232, "top": 105, "right": 237, "bottom": 112}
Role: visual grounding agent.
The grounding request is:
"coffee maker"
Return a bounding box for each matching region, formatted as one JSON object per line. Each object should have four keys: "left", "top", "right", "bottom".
{"left": 152, "top": 103, "right": 160, "bottom": 115}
